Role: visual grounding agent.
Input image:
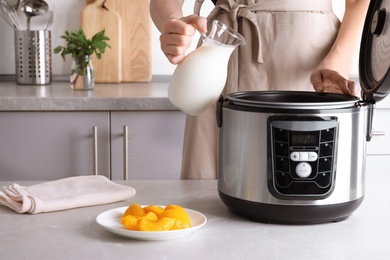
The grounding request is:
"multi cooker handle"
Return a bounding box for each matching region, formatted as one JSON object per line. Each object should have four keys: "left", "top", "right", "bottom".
{"left": 366, "top": 101, "right": 376, "bottom": 142}
{"left": 216, "top": 95, "right": 224, "bottom": 128}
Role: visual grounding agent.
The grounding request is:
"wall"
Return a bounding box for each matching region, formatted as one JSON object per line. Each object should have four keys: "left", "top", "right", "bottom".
{"left": 0, "top": 1, "right": 356, "bottom": 77}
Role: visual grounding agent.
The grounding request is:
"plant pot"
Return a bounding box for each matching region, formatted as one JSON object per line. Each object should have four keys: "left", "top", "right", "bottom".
{"left": 70, "top": 55, "right": 94, "bottom": 90}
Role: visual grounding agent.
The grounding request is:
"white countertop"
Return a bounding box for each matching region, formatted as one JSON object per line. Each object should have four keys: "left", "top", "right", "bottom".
{"left": 0, "top": 175, "right": 389, "bottom": 260}
{"left": 0, "top": 81, "right": 176, "bottom": 111}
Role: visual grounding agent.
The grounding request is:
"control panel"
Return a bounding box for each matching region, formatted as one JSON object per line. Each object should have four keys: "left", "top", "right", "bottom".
{"left": 268, "top": 117, "right": 338, "bottom": 199}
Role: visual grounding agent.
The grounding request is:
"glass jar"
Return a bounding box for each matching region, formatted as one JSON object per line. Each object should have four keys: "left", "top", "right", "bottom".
{"left": 70, "top": 55, "right": 94, "bottom": 90}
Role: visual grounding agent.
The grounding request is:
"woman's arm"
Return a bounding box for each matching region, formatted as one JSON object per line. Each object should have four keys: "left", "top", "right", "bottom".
{"left": 311, "top": 0, "right": 370, "bottom": 96}
{"left": 150, "top": 0, "right": 207, "bottom": 64}
{"left": 150, "top": 0, "right": 185, "bottom": 32}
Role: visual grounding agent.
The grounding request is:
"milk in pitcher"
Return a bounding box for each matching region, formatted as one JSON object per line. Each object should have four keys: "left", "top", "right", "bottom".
{"left": 168, "top": 20, "right": 245, "bottom": 116}
{"left": 168, "top": 42, "right": 235, "bottom": 116}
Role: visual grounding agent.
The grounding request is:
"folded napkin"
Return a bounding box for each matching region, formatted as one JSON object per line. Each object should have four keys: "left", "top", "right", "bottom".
{"left": 0, "top": 175, "right": 136, "bottom": 214}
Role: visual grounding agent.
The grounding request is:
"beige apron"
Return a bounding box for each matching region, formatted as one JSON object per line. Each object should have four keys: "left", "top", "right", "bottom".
{"left": 181, "top": 0, "right": 340, "bottom": 179}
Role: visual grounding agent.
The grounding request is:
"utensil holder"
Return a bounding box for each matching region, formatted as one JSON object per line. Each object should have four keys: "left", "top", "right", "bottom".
{"left": 14, "top": 30, "right": 52, "bottom": 85}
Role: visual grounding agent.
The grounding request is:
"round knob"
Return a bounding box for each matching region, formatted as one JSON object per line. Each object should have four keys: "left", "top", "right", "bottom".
{"left": 371, "top": 8, "right": 387, "bottom": 37}
{"left": 295, "top": 162, "right": 312, "bottom": 178}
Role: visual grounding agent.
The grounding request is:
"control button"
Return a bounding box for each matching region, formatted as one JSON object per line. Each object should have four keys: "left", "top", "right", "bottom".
{"left": 296, "top": 162, "right": 312, "bottom": 178}
{"left": 315, "top": 172, "right": 331, "bottom": 188}
{"left": 290, "top": 152, "right": 300, "bottom": 161}
{"left": 275, "top": 157, "right": 289, "bottom": 172}
{"left": 308, "top": 152, "right": 318, "bottom": 161}
{"left": 276, "top": 172, "right": 292, "bottom": 188}
{"left": 274, "top": 128, "right": 288, "bottom": 142}
{"left": 319, "top": 157, "right": 332, "bottom": 172}
{"left": 290, "top": 152, "right": 318, "bottom": 162}
{"left": 320, "top": 142, "right": 333, "bottom": 157}
{"left": 321, "top": 128, "right": 335, "bottom": 142}
{"left": 275, "top": 142, "right": 289, "bottom": 157}
{"left": 299, "top": 152, "right": 309, "bottom": 161}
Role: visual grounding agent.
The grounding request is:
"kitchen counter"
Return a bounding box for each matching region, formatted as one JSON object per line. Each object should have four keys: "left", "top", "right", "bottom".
{"left": 0, "top": 176, "right": 389, "bottom": 260}
{"left": 0, "top": 80, "right": 176, "bottom": 111}
{"left": 1, "top": 78, "right": 390, "bottom": 112}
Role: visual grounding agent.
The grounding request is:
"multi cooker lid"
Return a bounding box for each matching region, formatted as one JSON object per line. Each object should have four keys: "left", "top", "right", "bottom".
{"left": 226, "top": 91, "right": 359, "bottom": 109}
{"left": 360, "top": 0, "right": 390, "bottom": 102}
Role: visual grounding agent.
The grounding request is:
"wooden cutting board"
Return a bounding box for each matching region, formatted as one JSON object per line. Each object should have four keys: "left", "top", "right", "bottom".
{"left": 85, "top": 0, "right": 152, "bottom": 82}
{"left": 81, "top": 0, "right": 122, "bottom": 83}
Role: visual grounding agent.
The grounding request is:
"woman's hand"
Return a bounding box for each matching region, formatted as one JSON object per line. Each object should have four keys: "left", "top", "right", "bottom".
{"left": 310, "top": 0, "right": 369, "bottom": 97}
{"left": 311, "top": 67, "right": 360, "bottom": 97}
{"left": 159, "top": 15, "right": 207, "bottom": 64}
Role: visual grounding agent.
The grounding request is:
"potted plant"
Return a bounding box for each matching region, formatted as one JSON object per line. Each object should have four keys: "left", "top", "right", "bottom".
{"left": 54, "top": 29, "right": 110, "bottom": 90}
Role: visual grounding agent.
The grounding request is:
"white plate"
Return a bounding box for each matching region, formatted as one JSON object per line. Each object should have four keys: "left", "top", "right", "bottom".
{"left": 96, "top": 206, "right": 207, "bottom": 240}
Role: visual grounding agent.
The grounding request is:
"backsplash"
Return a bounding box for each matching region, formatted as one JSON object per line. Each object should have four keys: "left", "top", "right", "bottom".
{"left": 0, "top": 1, "right": 356, "bottom": 77}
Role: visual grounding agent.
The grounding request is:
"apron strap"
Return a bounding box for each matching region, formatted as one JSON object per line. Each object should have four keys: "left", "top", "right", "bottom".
{"left": 194, "top": 0, "right": 205, "bottom": 15}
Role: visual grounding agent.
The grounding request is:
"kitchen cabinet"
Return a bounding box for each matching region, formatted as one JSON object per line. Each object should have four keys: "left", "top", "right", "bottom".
{"left": 0, "top": 111, "right": 185, "bottom": 181}
{"left": 110, "top": 111, "right": 185, "bottom": 180}
{"left": 0, "top": 112, "right": 110, "bottom": 181}
{"left": 0, "top": 107, "right": 385, "bottom": 180}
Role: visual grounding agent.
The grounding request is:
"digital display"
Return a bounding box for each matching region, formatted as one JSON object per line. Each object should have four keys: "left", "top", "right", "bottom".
{"left": 291, "top": 133, "right": 318, "bottom": 145}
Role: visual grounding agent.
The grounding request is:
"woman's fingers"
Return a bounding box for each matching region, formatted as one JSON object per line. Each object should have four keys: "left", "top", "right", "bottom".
{"left": 311, "top": 69, "right": 359, "bottom": 97}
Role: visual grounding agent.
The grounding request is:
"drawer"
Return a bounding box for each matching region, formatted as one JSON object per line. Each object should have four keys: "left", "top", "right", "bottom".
{"left": 367, "top": 109, "right": 390, "bottom": 155}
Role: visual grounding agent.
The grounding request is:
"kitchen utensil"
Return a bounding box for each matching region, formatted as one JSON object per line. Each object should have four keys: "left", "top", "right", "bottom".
{"left": 0, "top": 2, "right": 15, "bottom": 28}
{"left": 169, "top": 20, "right": 245, "bottom": 116}
{"left": 0, "top": 0, "right": 21, "bottom": 29}
{"left": 14, "top": 30, "right": 51, "bottom": 85}
{"left": 85, "top": 0, "right": 152, "bottom": 82}
{"left": 21, "top": 0, "right": 48, "bottom": 30}
{"left": 14, "top": 0, "right": 20, "bottom": 10}
{"left": 215, "top": 0, "right": 390, "bottom": 224}
{"left": 3, "top": 0, "right": 19, "bottom": 9}
{"left": 81, "top": 0, "right": 122, "bottom": 83}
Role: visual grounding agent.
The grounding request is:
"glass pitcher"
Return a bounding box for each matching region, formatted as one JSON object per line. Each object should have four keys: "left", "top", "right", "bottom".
{"left": 168, "top": 20, "right": 246, "bottom": 116}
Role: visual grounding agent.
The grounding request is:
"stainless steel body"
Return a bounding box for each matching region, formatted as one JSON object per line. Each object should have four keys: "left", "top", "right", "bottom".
{"left": 216, "top": 92, "right": 369, "bottom": 223}
{"left": 14, "top": 30, "right": 51, "bottom": 85}
{"left": 218, "top": 105, "right": 367, "bottom": 206}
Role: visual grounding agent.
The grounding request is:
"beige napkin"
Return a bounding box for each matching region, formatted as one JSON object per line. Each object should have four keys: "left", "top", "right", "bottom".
{"left": 0, "top": 175, "right": 136, "bottom": 214}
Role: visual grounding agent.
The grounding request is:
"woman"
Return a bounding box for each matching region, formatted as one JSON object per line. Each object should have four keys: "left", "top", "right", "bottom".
{"left": 150, "top": 0, "right": 370, "bottom": 179}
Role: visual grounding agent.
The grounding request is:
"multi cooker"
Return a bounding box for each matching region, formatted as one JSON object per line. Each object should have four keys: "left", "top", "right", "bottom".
{"left": 216, "top": 0, "right": 390, "bottom": 224}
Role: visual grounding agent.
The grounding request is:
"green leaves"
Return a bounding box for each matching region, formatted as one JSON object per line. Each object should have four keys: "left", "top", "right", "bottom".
{"left": 54, "top": 29, "right": 111, "bottom": 65}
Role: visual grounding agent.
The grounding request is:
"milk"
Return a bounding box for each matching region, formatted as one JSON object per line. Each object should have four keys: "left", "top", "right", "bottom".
{"left": 168, "top": 43, "right": 235, "bottom": 116}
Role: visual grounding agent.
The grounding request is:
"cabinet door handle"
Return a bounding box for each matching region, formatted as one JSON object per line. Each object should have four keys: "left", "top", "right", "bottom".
{"left": 372, "top": 130, "right": 386, "bottom": 136}
{"left": 93, "top": 126, "right": 98, "bottom": 175}
{"left": 123, "top": 125, "right": 129, "bottom": 180}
